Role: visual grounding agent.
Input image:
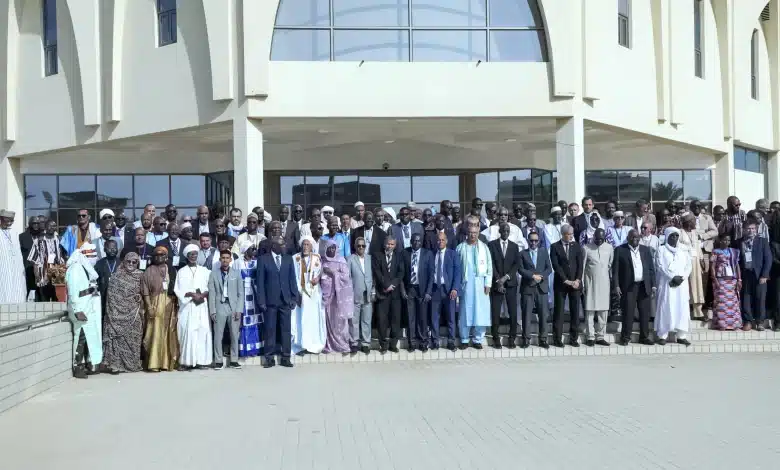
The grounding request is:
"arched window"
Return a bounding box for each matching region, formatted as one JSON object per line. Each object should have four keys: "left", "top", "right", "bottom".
{"left": 270, "top": 0, "right": 548, "bottom": 63}
{"left": 751, "top": 29, "right": 759, "bottom": 99}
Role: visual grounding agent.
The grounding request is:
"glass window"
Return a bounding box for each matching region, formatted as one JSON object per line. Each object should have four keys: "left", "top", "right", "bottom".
{"left": 751, "top": 29, "right": 759, "bottom": 99}
{"left": 58, "top": 209, "right": 95, "bottom": 229}
{"left": 411, "top": 0, "right": 487, "bottom": 27}
{"left": 134, "top": 175, "right": 170, "bottom": 207}
{"left": 280, "top": 176, "right": 305, "bottom": 205}
{"left": 171, "top": 175, "right": 206, "bottom": 206}
{"left": 618, "top": 0, "right": 630, "bottom": 48}
{"left": 58, "top": 175, "right": 95, "bottom": 209}
{"left": 157, "top": 0, "right": 177, "bottom": 46}
{"left": 498, "top": 170, "right": 532, "bottom": 203}
{"left": 359, "top": 176, "right": 412, "bottom": 203}
{"left": 304, "top": 176, "right": 334, "bottom": 208}
{"left": 43, "top": 0, "right": 57, "bottom": 75}
{"left": 333, "top": 0, "right": 409, "bottom": 27}
{"left": 271, "top": 29, "right": 331, "bottom": 61}
{"left": 175, "top": 207, "right": 198, "bottom": 222}
{"left": 24, "top": 175, "right": 58, "bottom": 210}
{"left": 413, "top": 30, "right": 486, "bottom": 61}
{"left": 412, "top": 175, "right": 459, "bottom": 203}
{"left": 489, "top": 0, "right": 541, "bottom": 27}
{"left": 333, "top": 175, "right": 359, "bottom": 215}
{"left": 683, "top": 170, "right": 712, "bottom": 201}
{"left": 475, "top": 172, "right": 498, "bottom": 202}
{"left": 489, "top": 30, "right": 546, "bottom": 62}
{"left": 533, "top": 171, "right": 553, "bottom": 204}
{"left": 25, "top": 209, "right": 58, "bottom": 226}
{"left": 97, "top": 175, "right": 133, "bottom": 210}
{"left": 651, "top": 171, "right": 683, "bottom": 201}
{"left": 694, "top": 0, "right": 703, "bottom": 78}
{"left": 617, "top": 171, "right": 650, "bottom": 203}
{"left": 334, "top": 30, "right": 410, "bottom": 61}
{"left": 585, "top": 171, "right": 617, "bottom": 203}
{"left": 275, "top": 0, "right": 331, "bottom": 26}
{"left": 734, "top": 146, "right": 747, "bottom": 170}
{"left": 745, "top": 150, "right": 761, "bottom": 173}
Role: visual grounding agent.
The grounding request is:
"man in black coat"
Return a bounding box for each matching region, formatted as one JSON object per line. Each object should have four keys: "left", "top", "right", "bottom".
{"left": 372, "top": 237, "right": 405, "bottom": 353}
{"left": 612, "top": 229, "right": 656, "bottom": 345}
{"left": 518, "top": 231, "right": 553, "bottom": 349}
{"left": 550, "top": 224, "right": 585, "bottom": 348}
{"left": 572, "top": 196, "right": 596, "bottom": 244}
{"left": 423, "top": 214, "right": 456, "bottom": 252}
{"left": 19, "top": 216, "right": 43, "bottom": 300}
{"left": 351, "top": 212, "right": 386, "bottom": 255}
{"left": 401, "top": 234, "right": 434, "bottom": 352}
{"left": 94, "top": 239, "right": 120, "bottom": 318}
{"left": 155, "top": 222, "right": 187, "bottom": 270}
{"left": 488, "top": 223, "right": 521, "bottom": 349}
{"left": 737, "top": 221, "right": 772, "bottom": 330}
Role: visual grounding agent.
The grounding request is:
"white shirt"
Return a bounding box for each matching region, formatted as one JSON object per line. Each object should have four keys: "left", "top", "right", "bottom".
{"left": 357, "top": 254, "right": 366, "bottom": 274}
{"left": 501, "top": 240, "right": 508, "bottom": 256}
{"left": 364, "top": 227, "right": 373, "bottom": 245}
{"left": 629, "top": 245, "right": 644, "bottom": 282}
{"left": 436, "top": 249, "right": 446, "bottom": 284}
{"left": 400, "top": 223, "right": 412, "bottom": 248}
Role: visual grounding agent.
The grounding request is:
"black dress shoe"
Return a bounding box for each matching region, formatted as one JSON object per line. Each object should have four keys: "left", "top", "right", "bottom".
{"left": 538, "top": 341, "right": 550, "bottom": 349}
{"left": 350, "top": 345, "right": 359, "bottom": 355}
{"left": 73, "top": 365, "right": 88, "bottom": 379}
{"left": 379, "top": 346, "right": 388, "bottom": 354}
{"left": 617, "top": 338, "right": 630, "bottom": 346}
{"left": 492, "top": 341, "right": 502, "bottom": 350}
{"left": 263, "top": 359, "right": 276, "bottom": 368}
{"left": 520, "top": 339, "right": 529, "bottom": 349}
{"left": 420, "top": 346, "right": 428, "bottom": 353}
{"left": 553, "top": 339, "right": 564, "bottom": 348}
{"left": 447, "top": 343, "right": 457, "bottom": 352}
{"left": 389, "top": 345, "right": 399, "bottom": 353}
{"left": 280, "top": 358, "right": 294, "bottom": 367}
{"left": 361, "top": 346, "right": 370, "bottom": 355}
{"left": 431, "top": 343, "right": 440, "bottom": 350}
{"left": 585, "top": 340, "right": 595, "bottom": 347}
{"left": 595, "top": 339, "right": 610, "bottom": 347}
{"left": 656, "top": 338, "right": 667, "bottom": 346}
{"left": 676, "top": 338, "right": 691, "bottom": 347}
{"left": 473, "top": 343, "right": 483, "bottom": 350}
{"left": 458, "top": 343, "right": 468, "bottom": 350}
{"left": 506, "top": 338, "right": 516, "bottom": 349}
{"left": 639, "top": 338, "right": 655, "bottom": 345}
{"left": 569, "top": 339, "right": 580, "bottom": 347}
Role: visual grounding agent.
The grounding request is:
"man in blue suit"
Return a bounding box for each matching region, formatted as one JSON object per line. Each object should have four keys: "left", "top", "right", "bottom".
{"left": 423, "top": 214, "right": 456, "bottom": 251}
{"left": 738, "top": 221, "right": 772, "bottom": 331}
{"left": 518, "top": 231, "right": 553, "bottom": 349}
{"left": 256, "top": 236, "right": 299, "bottom": 368}
{"left": 392, "top": 207, "right": 423, "bottom": 252}
{"left": 429, "top": 231, "right": 461, "bottom": 351}
{"left": 401, "top": 233, "right": 434, "bottom": 352}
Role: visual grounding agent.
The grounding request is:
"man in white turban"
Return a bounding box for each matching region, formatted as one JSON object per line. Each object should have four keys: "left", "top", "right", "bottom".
{"left": 65, "top": 244, "right": 103, "bottom": 378}
{"left": 654, "top": 227, "right": 692, "bottom": 346}
{"left": 0, "top": 209, "right": 27, "bottom": 303}
{"left": 174, "top": 244, "right": 213, "bottom": 368}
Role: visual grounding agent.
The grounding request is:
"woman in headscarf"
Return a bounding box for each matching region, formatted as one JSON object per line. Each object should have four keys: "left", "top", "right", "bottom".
{"left": 102, "top": 252, "right": 143, "bottom": 373}
{"left": 320, "top": 240, "right": 354, "bottom": 353}
{"left": 141, "top": 246, "right": 180, "bottom": 371}
{"left": 291, "top": 237, "right": 326, "bottom": 354}
{"left": 232, "top": 240, "right": 261, "bottom": 357}
{"left": 579, "top": 211, "right": 615, "bottom": 246}
{"left": 65, "top": 244, "right": 103, "bottom": 378}
{"left": 710, "top": 233, "right": 742, "bottom": 331}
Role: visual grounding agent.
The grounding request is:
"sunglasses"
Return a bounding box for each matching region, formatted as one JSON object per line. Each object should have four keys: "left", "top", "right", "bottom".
{"left": 127, "top": 260, "right": 139, "bottom": 265}
{"left": 102, "top": 215, "right": 114, "bottom": 219}
{"left": 197, "top": 212, "right": 209, "bottom": 215}
{"left": 529, "top": 239, "right": 540, "bottom": 243}
{"left": 77, "top": 214, "right": 89, "bottom": 218}
{"left": 356, "top": 244, "right": 366, "bottom": 248}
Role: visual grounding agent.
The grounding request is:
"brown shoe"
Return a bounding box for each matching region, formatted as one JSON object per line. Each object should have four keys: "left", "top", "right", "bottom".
{"left": 743, "top": 323, "right": 753, "bottom": 331}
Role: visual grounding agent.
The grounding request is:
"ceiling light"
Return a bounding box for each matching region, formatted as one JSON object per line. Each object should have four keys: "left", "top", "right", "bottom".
{"left": 395, "top": 119, "right": 408, "bottom": 123}
{"left": 384, "top": 140, "right": 395, "bottom": 144}
{"left": 505, "top": 138, "right": 517, "bottom": 142}
{"left": 317, "top": 129, "right": 329, "bottom": 134}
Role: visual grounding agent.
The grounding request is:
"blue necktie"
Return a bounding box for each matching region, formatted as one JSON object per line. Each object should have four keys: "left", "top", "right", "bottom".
{"left": 531, "top": 250, "right": 537, "bottom": 267}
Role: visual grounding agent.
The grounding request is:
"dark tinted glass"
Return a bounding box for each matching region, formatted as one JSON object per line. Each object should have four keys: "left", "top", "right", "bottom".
{"left": 617, "top": 171, "right": 650, "bottom": 203}
{"left": 651, "top": 171, "right": 683, "bottom": 201}
{"left": 97, "top": 175, "right": 133, "bottom": 209}
{"left": 171, "top": 175, "right": 206, "bottom": 206}
{"left": 134, "top": 175, "right": 170, "bottom": 207}
{"left": 24, "top": 175, "right": 58, "bottom": 209}
{"left": 585, "top": 171, "right": 617, "bottom": 203}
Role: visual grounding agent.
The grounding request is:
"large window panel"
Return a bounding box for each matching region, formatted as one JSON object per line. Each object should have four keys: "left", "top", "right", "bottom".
{"left": 271, "top": 29, "right": 331, "bottom": 61}
{"left": 475, "top": 172, "right": 498, "bottom": 202}
{"left": 413, "top": 30, "right": 486, "bottom": 61}
{"left": 683, "top": 170, "right": 712, "bottom": 201}
{"left": 333, "top": 0, "right": 409, "bottom": 27}
{"left": 359, "top": 176, "right": 412, "bottom": 204}
{"left": 498, "top": 170, "right": 532, "bottom": 203}
{"left": 489, "top": 0, "right": 542, "bottom": 27}
{"left": 533, "top": 171, "right": 553, "bottom": 204}
{"left": 58, "top": 175, "right": 96, "bottom": 209}
{"left": 745, "top": 149, "right": 761, "bottom": 173}
{"left": 489, "top": 30, "right": 546, "bottom": 62}
{"left": 411, "top": 0, "right": 487, "bottom": 27}
{"left": 280, "top": 176, "right": 305, "bottom": 205}
{"left": 171, "top": 175, "right": 206, "bottom": 206}
{"left": 333, "top": 175, "right": 359, "bottom": 215}
{"left": 734, "top": 146, "right": 747, "bottom": 170}
{"left": 134, "top": 175, "right": 170, "bottom": 207}
{"left": 334, "top": 30, "right": 410, "bottom": 61}
{"left": 651, "top": 171, "right": 683, "bottom": 201}
{"left": 275, "top": 0, "right": 331, "bottom": 26}
{"left": 24, "top": 175, "right": 57, "bottom": 210}
{"left": 304, "top": 176, "right": 334, "bottom": 208}
{"left": 412, "top": 175, "right": 459, "bottom": 203}
{"left": 617, "top": 171, "right": 650, "bottom": 203}
{"left": 585, "top": 171, "right": 617, "bottom": 203}
{"left": 97, "top": 175, "right": 133, "bottom": 210}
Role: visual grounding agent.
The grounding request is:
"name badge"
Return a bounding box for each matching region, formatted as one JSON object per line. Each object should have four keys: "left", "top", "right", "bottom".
{"left": 724, "top": 265, "right": 734, "bottom": 278}
{"left": 47, "top": 253, "right": 56, "bottom": 264}
{"left": 163, "top": 280, "right": 169, "bottom": 290}
{"left": 172, "top": 255, "right": 180, "bottom": 266}
{"left": 745, "top": 251, "right": 753, "bottom": 264}
{"left": 139, "top": 259, "right": 148, "bottom": 271}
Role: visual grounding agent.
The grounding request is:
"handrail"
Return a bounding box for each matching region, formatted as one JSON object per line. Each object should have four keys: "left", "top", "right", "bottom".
{"left": 0, "top": 311, "right": 68, "bottom": 338}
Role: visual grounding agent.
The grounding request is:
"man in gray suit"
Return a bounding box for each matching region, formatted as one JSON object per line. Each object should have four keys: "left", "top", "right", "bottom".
{"left": 391, "top": 207, "right": 424, "bottom": 253}
{"left": 348, "top": 237, "right": 374, "bottom": 355}
{"left": 208, "top": 249, "right": 245, "bottom": 369}
{"left": 691, "top": 199, "right": 718, "bottom": 314}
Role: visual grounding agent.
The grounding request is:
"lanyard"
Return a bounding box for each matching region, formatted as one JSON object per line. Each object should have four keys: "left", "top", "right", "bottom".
{"left": 107, "top": 260, "right": 117, "bottom": 273}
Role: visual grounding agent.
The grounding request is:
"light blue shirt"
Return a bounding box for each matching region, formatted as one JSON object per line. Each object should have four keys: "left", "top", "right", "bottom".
{"left": 321, "top": 232, "right": 351, "bottom": 258}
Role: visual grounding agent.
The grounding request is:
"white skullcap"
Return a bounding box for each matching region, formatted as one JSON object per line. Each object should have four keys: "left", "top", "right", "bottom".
{"left": 322, "top": 206, "right": 335, "bottom": 213}
{"left": 354, "top": 201, "right": 365, "bottom": 208}
{"left": 664, "top": 226, "right": 680, "bottom": 237}
{"left": 182, "top": 244, "right": 198, "bottom": 257}
{"left": 384, "top": 207, "right": 396, "bottom": 220}
{"left": 550, "top": 206, "right": 562, "bottom": 214}
{"left": 246, "top": 212, "right": 258, "bottom": 221}
{"left": 180, "top": 222, "right": 192, "bottom": 229}
{"left": 99, "top": 208, "right": 115, "bottom": 219}
{"left": 613, "top": 211, "right": 624, "bottom": 218}
{"left": 239, "top": 240, "right": 255, "bottom": 254}
{"left": 407, "top": 201, "right": 417, "bottom": 208}
{"left": 299, "top": 236, "right": 316, "bottom": 250}
{"left": 526, "top": 203, "right": 537, "bottom": 209}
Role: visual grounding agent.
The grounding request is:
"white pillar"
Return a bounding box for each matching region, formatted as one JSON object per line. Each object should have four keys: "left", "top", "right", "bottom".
{"left": 713, "top": 146, "right": 735, "bottom": 206}
{"left": 233, "top": 117, "right": 264, "bottom": 212}
{"left": 555, "top": 116, "right": 586, "bottom": 205}
{"left": 769, "top": 152, "right": 780, "bottom": 202}
{"left": 0, "top": 155, "right": 24, "bottom": 230}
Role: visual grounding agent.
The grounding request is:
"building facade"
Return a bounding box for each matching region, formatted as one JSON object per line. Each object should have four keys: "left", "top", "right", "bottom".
{"left": 1, "top": 0, "right": 779, "bottom": 229}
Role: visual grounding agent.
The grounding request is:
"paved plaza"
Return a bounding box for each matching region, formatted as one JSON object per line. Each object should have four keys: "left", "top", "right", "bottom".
{"left": 1, "top": 354, "right": 779, "bottom": 470}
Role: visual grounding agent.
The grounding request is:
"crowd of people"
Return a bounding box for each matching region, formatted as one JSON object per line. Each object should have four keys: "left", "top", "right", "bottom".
{"left": 0, "top": 193, "right": 776, "bottom": 378}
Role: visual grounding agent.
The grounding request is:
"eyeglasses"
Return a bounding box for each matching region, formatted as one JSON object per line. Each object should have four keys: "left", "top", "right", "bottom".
{"left": 102, "top": 215, "right": 114, "bottom": 219}
{"left": 356, "top": 244, "right": 366, "bottom": 248}
{"left": 127, "top": 260, "right": 139, "bottom": 265}
{"left": 77, "top": 214, "right": 88, "bottom": 218}
{"left": 197, "top": 212, "right": 208, "bottom": 216}
{"left": 529, "top": 239, "right": 540, "bottom": 243}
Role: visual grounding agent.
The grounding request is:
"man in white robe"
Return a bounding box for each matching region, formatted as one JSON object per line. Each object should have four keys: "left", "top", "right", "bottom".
{"left": 654, "top": 227, "right": 693, "bottom": 346}
{"left": 175, "top": 244, "right": 213, "bottom": 368}
{"left": 65, "top": 244, "right": 103, "bottom": 378}
{"left": 0, "top": 210, "right": 27, "bottom": 303}
{"left": 456, "top": 225, "right": 492, "bottom": 349}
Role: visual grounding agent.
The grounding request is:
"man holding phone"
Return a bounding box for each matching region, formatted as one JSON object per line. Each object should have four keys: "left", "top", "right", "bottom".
{"left": 65, "top": 244, "right": 104, "bottom": 379}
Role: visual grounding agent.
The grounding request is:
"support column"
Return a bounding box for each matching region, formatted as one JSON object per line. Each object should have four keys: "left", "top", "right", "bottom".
{"left": 233, "top": 117, "right": 264, "bottom": 212}
{"left": 0, "top": 155, "right": 23, "bottom": 230}
{"left": 555, "top": 116, "right": 586, "bottom": 206}
{"left": 769, "top": 152, "right": 780, "bottom": 201}
{"left": 712, "top": 145, "right": 735, "bottom": 206}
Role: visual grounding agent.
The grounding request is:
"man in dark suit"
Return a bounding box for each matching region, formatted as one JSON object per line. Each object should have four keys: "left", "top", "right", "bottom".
{"left": 195, "top": 205, "right": 216, "bottom": 241}
{"left": 372, "top": 237, "right": 405, "bottom": 353}
{"left": 424, "top": 214, "right": 456, "bottom": 251}
{"left": 259, "top": 221, "right": 286, "bottom": 256}
{"left": 255, "top": 236, "right": 299, "bottom": 368}
{"left": 518, "top": 231, "right": 553, "bottom": 349}
{"left": 738, "top": 221, "right": 772, "bottom": 330}
{"left": 550, "top": 224, "right": 585, "bottom": 348}
{"left": 19, "top": 216, "right": 43, "bottom": 300}
{"left": 94, "top": 239, "right": 120, "bottom": 317}
{"left": 429, "top": 231, "right": 461, "bottom": 351}
{"left": 120, "top": 227, "right": 155, "bottom": 268}
{"left": 391, "top": 207, "right": 423, "bottom": 253}
{"left": 278, "top": 206, "right": 301, "bottom": 254}
{"left": 488, "top": 223, "right": 520, "bottom": 349}
{"left": 521, "top": 213, "right": 547, "bottom": 247}
{"left": 572, "top": 196, "right": 595, "bottom": 244}
{"left": 351, "top": 212, "right": 386, "bottom": 255}
{"left": 401, "top": 233, "right": 434, "bottom": 352}
{"left": 155, "top": 222, "right": 186, "bottom": 270}
{"left": 612, "top": 229, "right": 656, "bottom": 345}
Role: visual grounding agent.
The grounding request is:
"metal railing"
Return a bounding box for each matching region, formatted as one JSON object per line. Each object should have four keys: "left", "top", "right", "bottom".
{"left": 0, "top": 311, "right": 68, "bottom": 338}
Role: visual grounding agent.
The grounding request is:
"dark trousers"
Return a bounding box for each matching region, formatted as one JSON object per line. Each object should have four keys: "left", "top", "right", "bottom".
{"left": 621, "top": 281, "right": 651, "bottom": 341}
{"left": 376, "top": 294, "right": 402, "bottom": 347}
{"left": 404, "top": 285, "right": 429, "bottom": 348}
{"left": 741, "top": 270, "right": 767, "bottom": 323}
{"left": 521, "top": 289, "right": 549, "bottom": 341}
{"left": 263, "top": 305, "right": 292, "bottom": 361}
{"left": 430, "top": 284, "right": 456, "bottom": 345}
{"left": 770, "top": 273, "right": 780, "bottom": 326}
{"left": 553, "top": 284, "right": 581, "bottom": 340}
{"left": 490, "top": 287, "right": 518, "bottom": 341}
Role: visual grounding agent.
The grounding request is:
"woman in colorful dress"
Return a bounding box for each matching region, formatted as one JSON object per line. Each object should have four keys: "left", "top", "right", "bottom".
{"left": 291, "top": 237, "right": 326, "bottom": 354}
{"left": 102, "top": 252, "right": 143, "bottom": 374}
{"left": 140, "top": 246, "right": 180, "bottom": 371}
{"left": 321, "top": 240, "right": 354, "bottom": 353}
{"left": 232, "top": 241, "right": 261, "bottom": 357}
{"left": 710, "top": 234, "right": 742, "bottom": 331}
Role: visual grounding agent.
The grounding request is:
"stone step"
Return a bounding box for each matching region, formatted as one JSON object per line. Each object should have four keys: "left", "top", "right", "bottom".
{"left": 240, "top": 340, "right": 780, "bottom": 366}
